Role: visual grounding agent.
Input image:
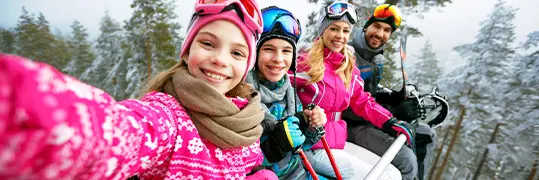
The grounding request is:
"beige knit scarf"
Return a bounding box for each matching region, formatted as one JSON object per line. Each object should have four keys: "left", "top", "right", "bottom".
{"left": 163, "top": 65, "right": 264, "bottom": 149}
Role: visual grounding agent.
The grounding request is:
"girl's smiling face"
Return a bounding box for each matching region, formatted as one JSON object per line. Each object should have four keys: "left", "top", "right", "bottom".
{"left": 185, "top": 20, "right": 249, "bottom": 94}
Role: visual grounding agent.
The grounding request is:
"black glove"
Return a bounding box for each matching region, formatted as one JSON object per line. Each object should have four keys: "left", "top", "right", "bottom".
{"left": 390, "top": 98, "right": 422, "bottom": 123}
{"left": 261, "top": 116, "right": 306, "bottom": 163}
{"left": 382, "top": 118, "right": 416, "bottom": 149}
{"left": 374, "top": 89, "right": 405, "bottom": 107}
{"left": 294, "top": 111, "right": 309, "bottom": 129}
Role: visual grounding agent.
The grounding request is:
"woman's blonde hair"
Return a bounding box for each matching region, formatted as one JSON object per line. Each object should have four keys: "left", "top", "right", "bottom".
{"left": 302, "top": 37, "right": 355, "bottom": 89}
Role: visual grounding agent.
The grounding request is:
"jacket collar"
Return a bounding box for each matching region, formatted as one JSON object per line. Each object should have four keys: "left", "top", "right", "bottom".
{"left": 324, "top": 48, "right": 346, "bottom": 70}
{"left": 324, "top": 47, "right": 346, "bottom": 70}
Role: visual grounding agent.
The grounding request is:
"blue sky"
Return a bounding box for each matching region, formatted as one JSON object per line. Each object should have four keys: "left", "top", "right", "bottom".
{"left": 1, "top": 0, "right": 538, "bottom": 72}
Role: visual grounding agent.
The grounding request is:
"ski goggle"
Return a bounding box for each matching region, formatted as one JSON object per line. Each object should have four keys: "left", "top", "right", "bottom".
{"left": 262, "top": 7, "right": 301, "bottom": 40}
{"left": 195, "top": 0, "right": 263, "bottom": 38}
{"left": 325, "top": 1, "right": 358, "bottom": 24}
{"left": 372, "top": 4, "right": 402, "bottom": 28}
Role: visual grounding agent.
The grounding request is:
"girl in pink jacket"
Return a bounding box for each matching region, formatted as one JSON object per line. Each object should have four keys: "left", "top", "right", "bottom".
{"left": 0, "top": 0, "right": 278, "bottom": 179}
{"left": 291, "top": 1, "right": 415, "bottom": 179}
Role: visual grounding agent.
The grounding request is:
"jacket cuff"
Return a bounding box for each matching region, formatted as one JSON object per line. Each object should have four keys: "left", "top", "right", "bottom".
{"left": 381, "top": 117, "right": 398, "bottom": 137}
{"left": 260, "top": 137, "right": 286, "bottom": 163}
{"left": 304, "top": 127, "right": 325, "bottom": 142}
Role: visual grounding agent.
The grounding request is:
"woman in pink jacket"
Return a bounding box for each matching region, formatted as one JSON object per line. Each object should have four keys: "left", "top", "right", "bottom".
{"left": 292, "top": 1, "right": 416, "bottom": 179}
{"left": 0, "top": 0, "right": 278, "bottom": 179}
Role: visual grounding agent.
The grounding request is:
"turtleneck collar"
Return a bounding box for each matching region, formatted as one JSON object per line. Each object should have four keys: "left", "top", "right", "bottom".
{"left": 352, "top": 30, "right": 385, "bottom": 62}
{"left": 256, "top": 71, "right": 285, "bottom": 90}
{"left": 324, "top": 47, "right": 346, "bottom": 70}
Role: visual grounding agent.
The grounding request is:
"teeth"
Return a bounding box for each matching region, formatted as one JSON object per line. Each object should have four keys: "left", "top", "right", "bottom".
{"left": 371, "top": 37, "right": 381, "bottom": 43}
{"left": 268, "top": 66, "right": 283, "bottom": 72}
{"left": 205, "top": 71, "right": 225, "bottom": 80}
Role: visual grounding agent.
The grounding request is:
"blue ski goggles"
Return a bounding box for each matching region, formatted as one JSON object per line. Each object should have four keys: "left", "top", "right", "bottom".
{"left": 326, "top": 1, "right": 358, "bottom": 24}
{"left": 261, "top": 7, "right": 301, "bottom": 40}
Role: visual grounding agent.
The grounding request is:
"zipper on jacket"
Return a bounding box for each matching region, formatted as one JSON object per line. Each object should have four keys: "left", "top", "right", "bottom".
{"left": 333, "top": 73, "right": 339, "bottom": 115}
{"left": 370, "top": 61, "right": 379, "bottom": 94}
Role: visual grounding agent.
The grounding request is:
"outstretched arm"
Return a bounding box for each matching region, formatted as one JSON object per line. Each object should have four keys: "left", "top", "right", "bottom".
{"left": 0, "top": 54, "right": 181, "bottom": 179}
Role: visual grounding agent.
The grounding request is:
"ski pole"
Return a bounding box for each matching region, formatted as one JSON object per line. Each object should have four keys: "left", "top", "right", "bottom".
{"left": 320, "top": 135, "right": 342, "bottom": 180}
{"left": 307, "top": 104, "right": 342, "bottom": 180}
{"left": 290, "top": 113, "right": 319, "bottom": 180}
{"left": 364, "top": 134, "right": 407, "bottom": 180}
{"left": 296, "top": 148, "right": 319, "bottom": 180}
{"left": 393, "top": 25, "right": 409, "bottom": 101}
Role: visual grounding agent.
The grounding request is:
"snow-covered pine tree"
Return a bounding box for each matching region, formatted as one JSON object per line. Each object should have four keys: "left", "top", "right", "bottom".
{"left": 0, "top": 27, "right": 16, "bottom": 54}
{"left": 408, "top": 39, "right": 442, "bottom": 88}
{"left": 14, "top": 8, "right": 63, "bottom": 69}
{"left": 15, "top": 7, "right": 39, "bottom": 60}
{"left": 51, "top": 29, "right": 73, "bottom": 73}
{"left": 123, "top": 0, "right": 182, "bottom": 98}
{"left": 437, "top": 0, "right": 518, "bottom": 178}
{"left": 297, "top": 11, "right": 318, "bottom": 49}
{"left": 34, "top": 13, "right": 57, "bottom": 66}
{"left": 64, "top": 20, "right": 95, "bottom": 78}
{"left": 80, "top": 10, "right": 126, "bottom": 99}
{"left": 494, "top": 30, "right": 539, "bottom": 179}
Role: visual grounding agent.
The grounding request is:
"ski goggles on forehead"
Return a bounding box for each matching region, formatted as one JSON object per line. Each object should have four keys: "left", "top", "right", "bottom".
{"left": 326, "top": 1, "right": 358, "bottom": 24}
{"left": 372, "top": 4, "right": 402, "bottom": 28}
{"left": 262, "top": 8, "right": 301, "bottom": 40}
{"left": 195, "top": 0, "right": 263, "bottom": 37}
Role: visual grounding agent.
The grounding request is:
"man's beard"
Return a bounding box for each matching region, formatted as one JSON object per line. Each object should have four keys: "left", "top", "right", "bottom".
{"left": 367, "top": 34, "right": 386, "bottom": 49}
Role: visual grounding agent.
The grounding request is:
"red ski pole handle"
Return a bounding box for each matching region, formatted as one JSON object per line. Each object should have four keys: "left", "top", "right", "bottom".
{"left": 306, "top": 103, "right": 343, "bottom": 180}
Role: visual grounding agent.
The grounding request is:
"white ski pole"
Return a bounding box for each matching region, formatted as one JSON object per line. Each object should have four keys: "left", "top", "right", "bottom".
{"left": 364, "top": 134, "right": 407, "bottom": 180}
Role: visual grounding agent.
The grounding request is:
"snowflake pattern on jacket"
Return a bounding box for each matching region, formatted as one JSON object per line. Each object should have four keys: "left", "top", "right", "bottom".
{"left": 0, "top": 54, "right": 263, "bottom": 180}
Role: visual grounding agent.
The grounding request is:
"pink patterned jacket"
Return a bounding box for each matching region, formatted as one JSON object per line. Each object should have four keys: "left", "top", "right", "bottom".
{"left": 0, "top": 54, "right": 265, "bottom": 179}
